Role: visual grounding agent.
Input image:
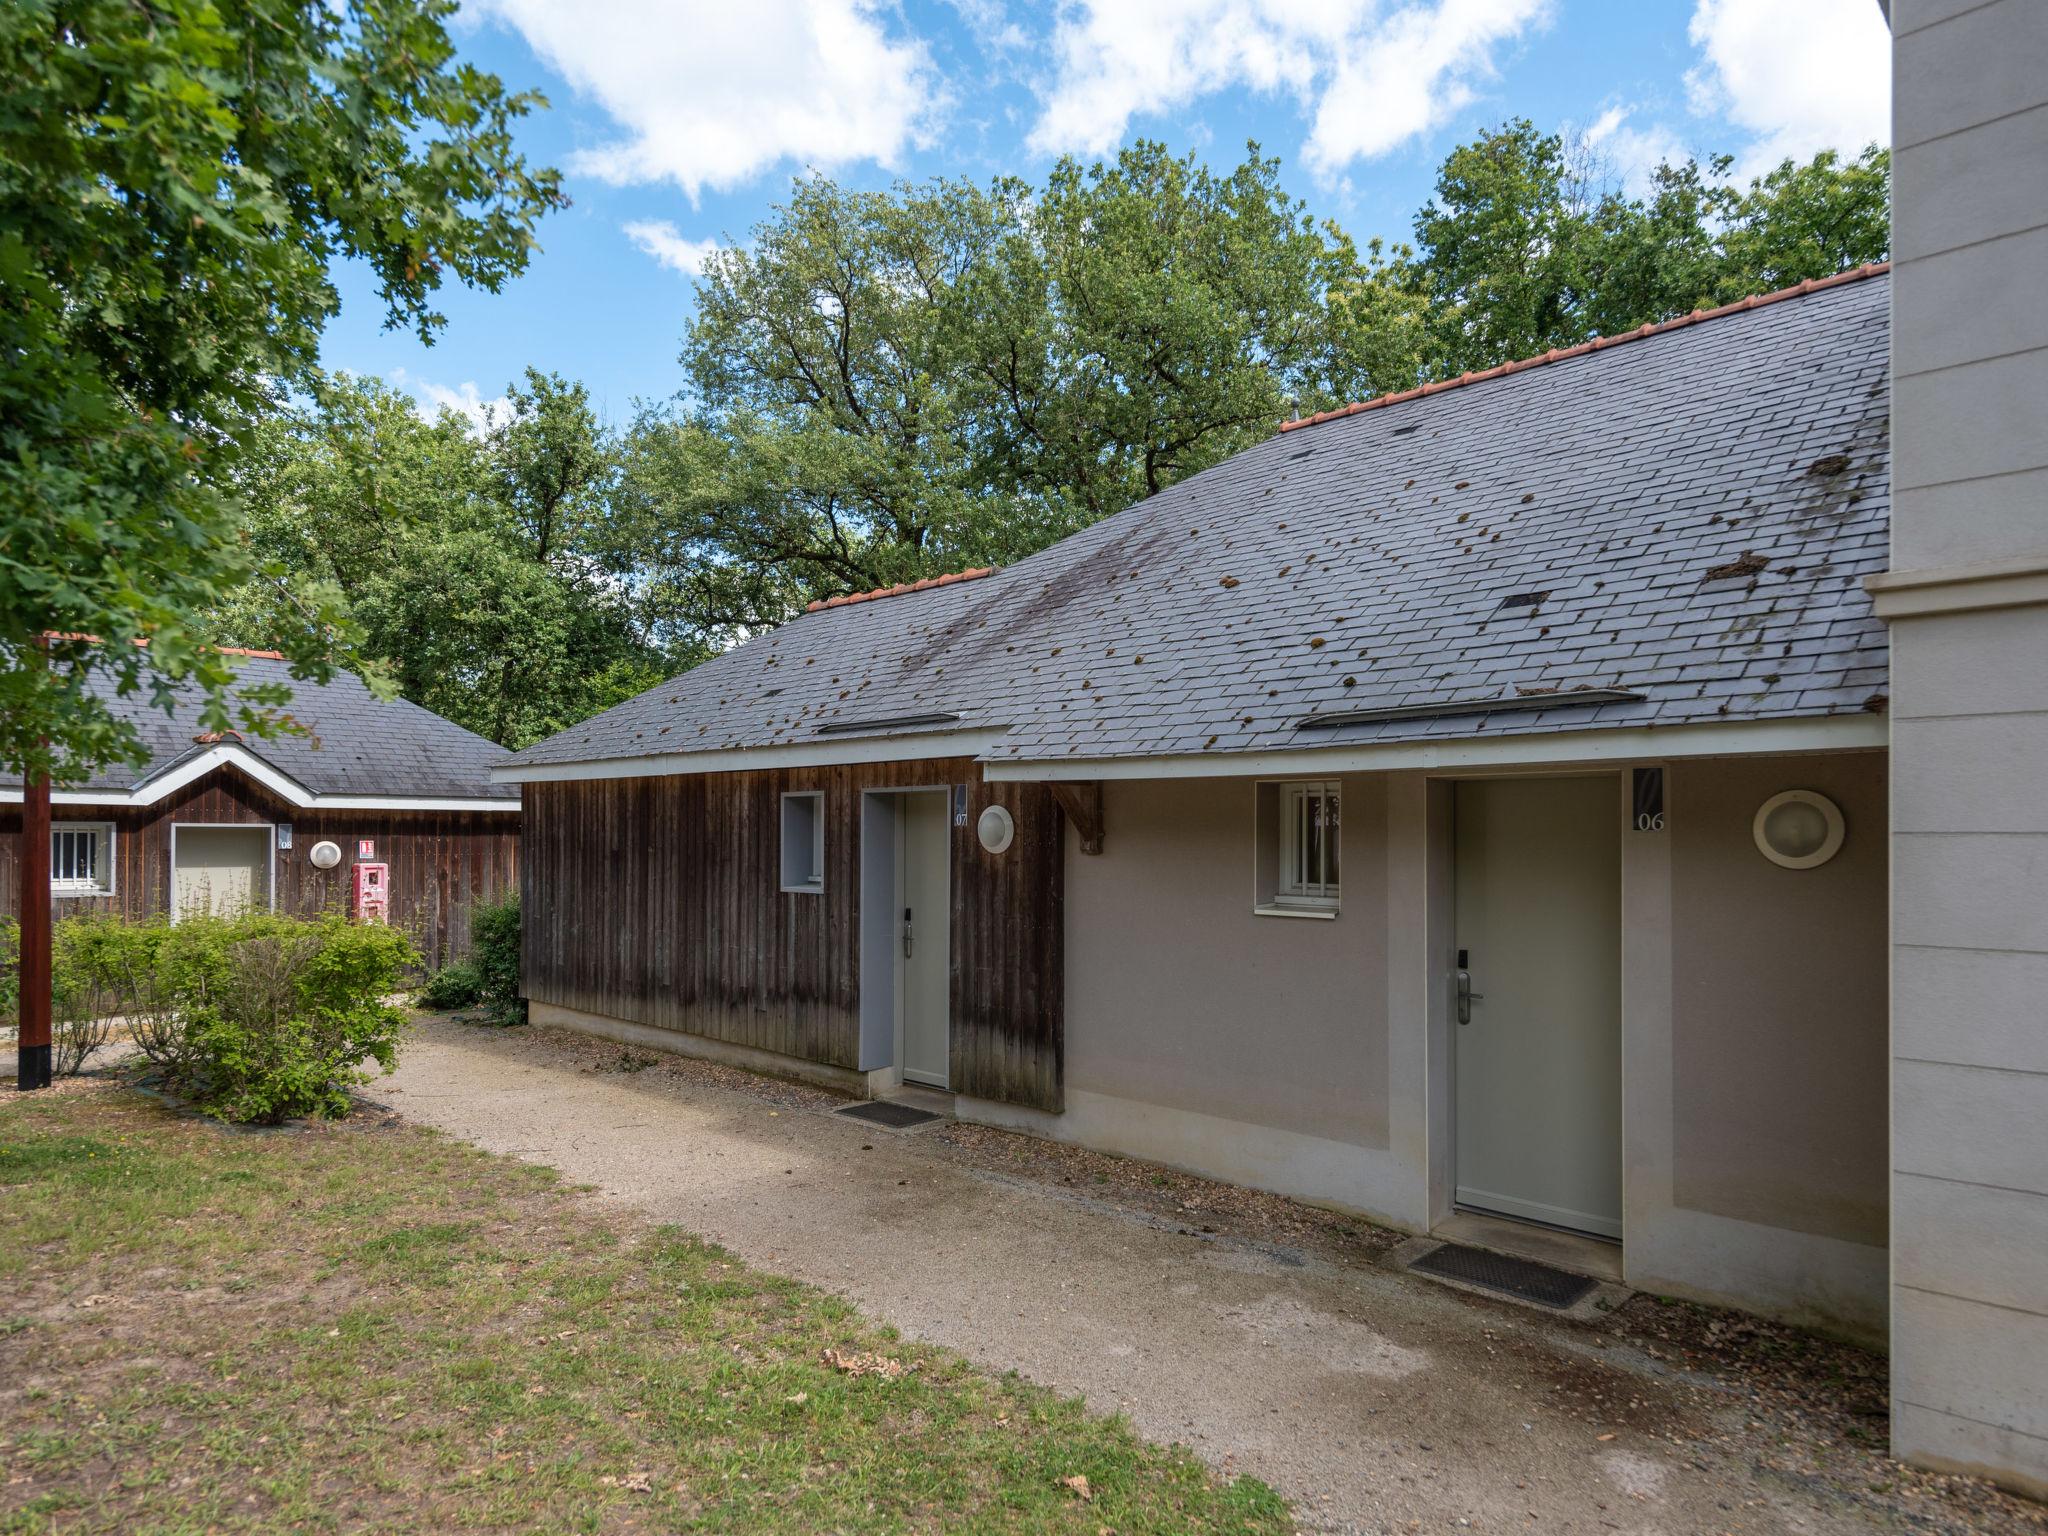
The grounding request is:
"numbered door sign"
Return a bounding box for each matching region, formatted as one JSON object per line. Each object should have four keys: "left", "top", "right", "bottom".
{"left": 1632, "top": 767, "right": 1665, "bottom": 832}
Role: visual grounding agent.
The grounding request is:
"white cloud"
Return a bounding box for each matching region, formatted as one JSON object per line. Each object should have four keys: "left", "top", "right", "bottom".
{"left": 1581, "top": 101, "right": 1694, "bottom": 196}
{"left": 1686, "top": 0, "right": 1890, "bottom": 177}
{"left": 1025, "top": 0, "right": 1552, "bottom": 177}
{"left": 623, "top": 220, "right": 725, "bottom": 276}
{"left": 390, "top": 369, "right": 508, "bottom": 433}
{"left": 469, "top": 0, "right": 946, "bottom": 199}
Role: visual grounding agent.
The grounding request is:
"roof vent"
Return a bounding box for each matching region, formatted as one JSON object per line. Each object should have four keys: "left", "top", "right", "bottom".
{"left": 1293, "top": 688, "right": 1644, "bottom": 730}
{"left": 814, "top": 711, "right": 962, "bottom": 737}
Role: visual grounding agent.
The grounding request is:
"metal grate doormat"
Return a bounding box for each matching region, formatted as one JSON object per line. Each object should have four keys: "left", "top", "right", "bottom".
{"left": 836, "top": 1101, "right": 945, "bottom": 1130}
{"left": 1408, "top": 1242, "right": 1597, "bottom": 1309}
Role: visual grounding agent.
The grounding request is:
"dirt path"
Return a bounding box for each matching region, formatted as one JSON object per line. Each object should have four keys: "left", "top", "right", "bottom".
{"left": 382, "top": 1016, "right": 2037, "bottom": 1535}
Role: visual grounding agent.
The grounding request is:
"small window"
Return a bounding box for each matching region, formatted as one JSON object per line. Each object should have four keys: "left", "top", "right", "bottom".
{"left": 51, "top": 822, "right": 115, "bottom": 898}
{"left": 780, "top": 791, "right": 825, "bottom": 892}
{"left": 1255, "top": 781, "right": 1340, "bottom": 916}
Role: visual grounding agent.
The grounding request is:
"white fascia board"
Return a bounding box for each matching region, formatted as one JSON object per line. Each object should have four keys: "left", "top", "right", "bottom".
{"left": 1, "top": 743, "right": 518, "bottom": 812}
{"left": 134, "top": 744, "right": 314, "bottom": 806}
{"left": 980, "top": 713, "right": 1888, "bottom": 782}
{"left": 302, "top": 795, "right": 520, "bottom": 812}
{"left": 493, "top": 728, "right": 1010, "bottom": 785}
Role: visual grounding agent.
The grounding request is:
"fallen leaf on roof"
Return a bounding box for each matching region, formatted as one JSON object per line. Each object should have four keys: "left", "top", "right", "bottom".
{"left": 1702, "top": 550, "right": 1770, "bottom": 582}
{"left": 1308, "top": 637, "right": 1326, "bottom": 649}
{"left": 1219, "top": 576, "right": 1239, "bottom": 588}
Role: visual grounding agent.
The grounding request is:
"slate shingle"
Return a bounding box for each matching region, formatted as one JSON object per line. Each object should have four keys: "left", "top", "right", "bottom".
{"left": 6, "top": 657, "right": 516, "bottom": 800}
{"left": 505, "top": 270, "right": 1891, "bottom": 773}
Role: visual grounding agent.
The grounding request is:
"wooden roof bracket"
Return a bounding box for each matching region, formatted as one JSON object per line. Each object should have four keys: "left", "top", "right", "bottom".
{"left": 1049, "top": 780, "right": 1104, "bottom": 855}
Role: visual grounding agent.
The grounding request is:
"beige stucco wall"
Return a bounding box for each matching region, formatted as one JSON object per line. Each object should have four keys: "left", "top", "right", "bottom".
{"left": 1884, "top": 0, "right": 2048, "bottom": 1498}
{"left": 1668, "top": 753, "right": 1889, "bottom": 1247}
{"left": 1031, "top": 757, "right": 1892, "bottom": 1340}
{"left": 1063, "top": 775, "right": 1391, "bottom": 1151}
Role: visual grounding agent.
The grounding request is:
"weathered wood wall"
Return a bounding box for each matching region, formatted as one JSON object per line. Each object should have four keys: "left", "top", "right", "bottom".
{"left": 522, "top": 761, "right": 1065, "bottom": 1111}
{"left": 0, "top": 768, "right": 520, "bottom": 968}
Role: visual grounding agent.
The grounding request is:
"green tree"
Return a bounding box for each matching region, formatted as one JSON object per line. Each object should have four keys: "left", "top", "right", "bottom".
{"left": 1413, "top": 120, "right": 1890, "bottom": 375}
{"left": 212, "top": 372, "right": 679, "bottom": 748}
{"left": 626, "top": 143, "right": 1370, "bottom": 637}
{"left": 0, "top": 0, "right": 563, "bottom": 783}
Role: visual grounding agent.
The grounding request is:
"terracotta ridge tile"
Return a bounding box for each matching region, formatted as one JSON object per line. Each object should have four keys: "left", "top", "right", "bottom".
{"left": 805, "top": 565, "right": 999, "bottom": 613}
{"left": 42, "top": 632, "right": 287, "bottom": 661}
{"left": 1277, "top": 261, "right": 1891, "bottom": 434}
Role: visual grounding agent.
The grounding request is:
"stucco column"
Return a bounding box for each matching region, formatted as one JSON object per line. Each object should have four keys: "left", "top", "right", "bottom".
{"left": 1876, "top": 0, "right": 2048, "bottom": 1498}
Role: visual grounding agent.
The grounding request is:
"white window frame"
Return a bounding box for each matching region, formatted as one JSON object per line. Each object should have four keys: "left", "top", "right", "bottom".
{"left": 1256, "top": 780, "right": 1341, "bottom": 917}
{"left": 779, "top": 791, "right": 826, "bottom": 893}
{"left": 50, "top": 821, "right": 116, "bottom": 898}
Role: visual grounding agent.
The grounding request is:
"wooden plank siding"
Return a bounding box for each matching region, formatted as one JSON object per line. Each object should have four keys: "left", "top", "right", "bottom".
{"left": 522, "top": 761, "right": 1065, "bottom": 1111}
{"left": 0, "top": 767, "right": 519, "bottom": 969}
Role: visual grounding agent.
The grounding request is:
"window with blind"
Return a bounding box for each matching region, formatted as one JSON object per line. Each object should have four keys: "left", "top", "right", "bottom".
{"left": 51, "top": 823, "right": 115, "bottom": 897}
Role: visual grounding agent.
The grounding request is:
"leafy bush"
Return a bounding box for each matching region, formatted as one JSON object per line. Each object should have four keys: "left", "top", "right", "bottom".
{"left": 4, "top": 914, "right": 114, "bottom": 1075}
{"left": 56, "top": 912, "right": 419, "bottom": 1123}
{"left": 469, "top": 894, "right": 525, "bottom": 1025}
{"left": 417, "top": 960, "right": 483, "bottom": 1011}
{"left": 0, "top": 915, "right": 16, "bottom": 1030}
{"left": 51, "top": 918, "right": 120, "bottom": 1075}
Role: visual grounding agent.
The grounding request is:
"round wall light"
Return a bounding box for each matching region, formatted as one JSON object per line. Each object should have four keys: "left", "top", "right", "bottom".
{"left": 976, "top": 804, "right": 1015, "bottom": 855}
{"left": 1752, "top": 790, "right": 1845, "bottom": 870}
{"left": 308, "top": 839, "right": 343, "bottom": 870}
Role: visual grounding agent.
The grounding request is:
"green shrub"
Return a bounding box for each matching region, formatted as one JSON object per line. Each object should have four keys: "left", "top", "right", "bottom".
{"left": 417, "top": 960, "right": 483, "bottom": 1011}
{"left": 0, "top": 915, "right": 17, "bottom": 1030}
{"left": 469, "top": 893, "right": 524, "bottom": 1025}
{"left": 56, "top": 912, "right": 419, "bottom": 1123}
{"left": 4, "top": 913, "right": 116, "bottom": 1074}
{"left": 50, "top": 916, "right": 121, "bottom": 1075}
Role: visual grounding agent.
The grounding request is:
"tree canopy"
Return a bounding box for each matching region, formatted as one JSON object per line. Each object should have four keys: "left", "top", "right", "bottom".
{"left": 0, "top": 0, "right": 563, "bottom": 782}
{"left": 210, "top": 372, "right": 683, "bottom": 749}
{"left": 621, "top": 127, "right": 1889, "bottom": 643}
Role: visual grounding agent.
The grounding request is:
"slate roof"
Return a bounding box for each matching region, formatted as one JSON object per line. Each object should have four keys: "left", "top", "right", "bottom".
{"left": 506, "top": 266, "right": 1891, "bottom": 774}
{"left": 5, "top": 653, "right": 518, "bottom": 802}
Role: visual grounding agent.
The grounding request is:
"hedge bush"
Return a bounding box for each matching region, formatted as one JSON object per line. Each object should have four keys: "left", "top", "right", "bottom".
{"left": 56, "top": 912, "right": 419, "bottom": 1123}
{"left": 469, "top": 893, "right": 524, "bottom": 1025}
{"left": 417, "top": 959, "right": 483, "bottom": 1010}
{"left": 0, "top": 915, "right": 16, "bottom": 1030}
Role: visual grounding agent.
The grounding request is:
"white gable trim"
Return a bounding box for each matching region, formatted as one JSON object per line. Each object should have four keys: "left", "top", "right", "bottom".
{"left": 981, "top": 713, "right": 1888, "bottom": 782}
{"left": 493, "top": 728, "right": 1010, "bottom": 785}
{"left": 1, "top": 742, "right": 518, "bottom": 812}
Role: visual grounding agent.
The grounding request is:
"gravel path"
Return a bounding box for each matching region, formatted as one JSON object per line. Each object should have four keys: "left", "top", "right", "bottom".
{"left": 381, "top": 1015, "right": 2043, "bottom": 1536}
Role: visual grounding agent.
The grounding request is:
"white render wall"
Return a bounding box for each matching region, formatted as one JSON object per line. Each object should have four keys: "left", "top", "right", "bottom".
{"left": 1883, "top": 0, "right": 2048, "bottom": 1498}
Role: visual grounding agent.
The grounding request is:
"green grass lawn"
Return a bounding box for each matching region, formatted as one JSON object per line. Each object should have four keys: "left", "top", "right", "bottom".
{"left": 0, "top": 1081, "right": 1290, "bottom": 1535}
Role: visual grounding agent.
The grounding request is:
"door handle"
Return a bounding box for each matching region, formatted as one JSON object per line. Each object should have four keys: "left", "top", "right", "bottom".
{"left": 1455, "top": 954, "right": 1484, "bottom": 1025}
{"left": 903, "top": 907, "right": 913, "bottom": 959}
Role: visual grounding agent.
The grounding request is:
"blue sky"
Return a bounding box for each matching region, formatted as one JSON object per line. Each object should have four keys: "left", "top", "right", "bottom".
{"left": 324, "top": 0, "right": 1890, "bottom": 427}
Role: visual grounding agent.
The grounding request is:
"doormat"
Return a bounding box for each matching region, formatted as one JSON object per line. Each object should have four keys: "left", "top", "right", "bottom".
{"left": 835, "top": 1101, "right": 945, "bottom": 1130}
{"left": 1408, "top": 1241, "right": 1597, "bottom": 1309}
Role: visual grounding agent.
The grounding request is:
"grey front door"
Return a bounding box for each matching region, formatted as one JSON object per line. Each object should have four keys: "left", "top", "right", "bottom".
{"left": 1453, "top": 777, "right": 1622, "bottom": 1240}
{"left": 897, "top": 791, "right": 951, "bottom": 1087}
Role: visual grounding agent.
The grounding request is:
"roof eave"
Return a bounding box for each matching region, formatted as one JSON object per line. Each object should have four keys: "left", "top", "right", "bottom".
{"left": 494, "top": 725, "right": 1011, "bottom": 784}
{"left": 982, "top": 712, "right": 1887, "bottom": 782}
